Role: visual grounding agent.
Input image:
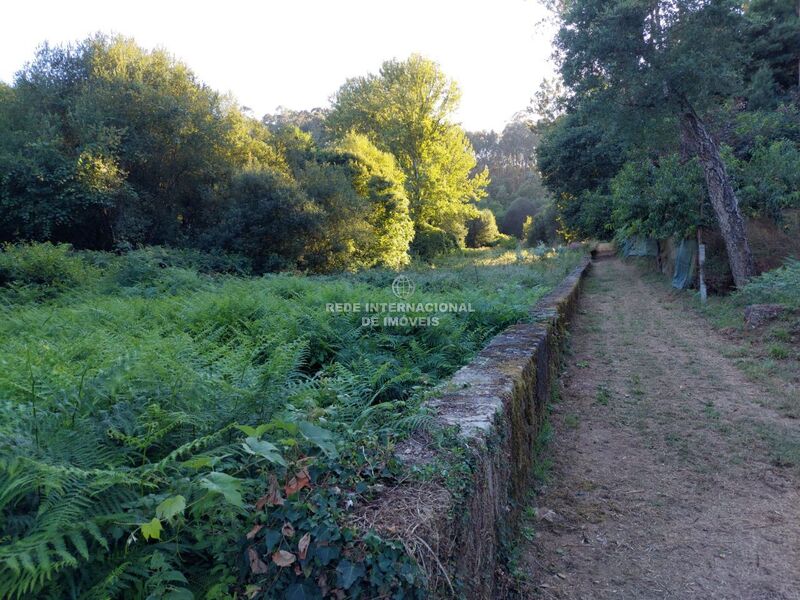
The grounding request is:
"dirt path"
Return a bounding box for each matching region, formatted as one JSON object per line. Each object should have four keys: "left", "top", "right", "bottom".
{"left": 517, "top": 258, "right": 800, "bottom": 600}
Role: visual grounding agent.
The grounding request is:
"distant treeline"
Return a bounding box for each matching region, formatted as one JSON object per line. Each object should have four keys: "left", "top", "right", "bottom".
{"left": 2, "top": 36, "right": 560, "bottom": 272}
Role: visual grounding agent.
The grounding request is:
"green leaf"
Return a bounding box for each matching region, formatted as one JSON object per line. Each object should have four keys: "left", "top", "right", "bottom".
{"left": 234, "top": 423, "right": 272, "bottom": 438}
{"left": 298, "top": 421, "right": 339, "bottom": 458}
{"left": 182, "top": 456, "right": 213, "bottom": 470}
{"left": 140, "top": 518, "right": 163, "bottom": 541}
{"left": 336, "top": 559, "right": 365, "bottom": 589}
{"left": 241, "top": 437, "right": 287, "bottom": 466}
{"left": 285, "top": 582, "right": 321, "bottom": 600}
{"left": 199, "top": 472, "right": 244, "bottom": 508}
{"left": 163, "top": 589, "right": 194, "bottom": 600}
{"left": 314, "top": 544, "right": 340, "bottom": 565}
{"left": 156, "top": 495, "right": 186, "bottom": 521}
{"left": 264, "top": 529, "right": 282, "bottom": 551}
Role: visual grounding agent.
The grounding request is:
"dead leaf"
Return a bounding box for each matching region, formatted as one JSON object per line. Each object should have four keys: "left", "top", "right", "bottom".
{"left": 318, "top": 573, "right": 329, "bottom": 595}
{"left": 537, "top": 508, "right": 559, "bottom": 523}
{"left": 246, "top": 524, "right": 264, "bottom": 540}
{"left": 248, "top": 547, "right": 269, "bottom": 574}
{"left": 272, "top": 549, "right": 296, "bottom": 567}
{"left": 281, "top": 522, "right": 295, "bottom": 538}
{"left": 294, "top": 563, "right": 302, "bottom": 575}
{"left": 256, "top": 474, "right": 285, "bottom": 510}
{"left": 298, "top": 532, "right": 311, "bottom": 560}
{"left": 284, "top": 467, "right": 311, "bottom": 496}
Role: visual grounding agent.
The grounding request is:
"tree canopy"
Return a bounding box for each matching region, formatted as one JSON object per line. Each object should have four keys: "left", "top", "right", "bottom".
{"left": 536, "top": 0, "right": 800, "bottom": 285}
{"left": 328, "top": 55, "right": 488, "bottom": 243}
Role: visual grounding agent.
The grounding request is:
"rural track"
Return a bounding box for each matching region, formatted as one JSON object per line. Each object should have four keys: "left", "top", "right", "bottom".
{"left": 517, "top": 258, "right": 800, "bottom": 600}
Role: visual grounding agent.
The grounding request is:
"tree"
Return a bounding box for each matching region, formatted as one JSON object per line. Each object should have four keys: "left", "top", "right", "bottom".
{"left": 501, "top": 198, "right": 538, "bottom": 238}
{"left": 209, "top": 169, "right": 321, "bottom": 272}
{"left": 465, "top": 209, "right": 501, "bottom": 247}
{"left": 327, "top": 55, "right": 488, "bottom": 241}
{"left": 1, "top": 35, "right": 282, "bottom": 248}
{"left": 332, "top": 132, "right": 414, "bottom": 269}
{"left": 744, "top": 0, "right": 800, "bottom": 94}
{"left": 535, "top": 107, "right": 627, "bottom": 240}
{"left": 467, "top": 118, "right": 550, "bottom": 228}
{"left": 551, "top": 0, "right": 757, "bottom": 285}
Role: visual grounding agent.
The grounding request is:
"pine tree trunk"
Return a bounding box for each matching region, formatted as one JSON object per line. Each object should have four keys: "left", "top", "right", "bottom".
{"left": 680, "top": 104, "right": 755, "bottom": 287}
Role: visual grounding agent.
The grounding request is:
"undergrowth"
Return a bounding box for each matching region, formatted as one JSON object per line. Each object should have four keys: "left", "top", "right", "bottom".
{"left": 0, "top": 242, "right": 582, "bottom": 599}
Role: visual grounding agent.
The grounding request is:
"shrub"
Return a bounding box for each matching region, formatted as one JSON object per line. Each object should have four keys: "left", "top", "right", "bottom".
{"left": 465, "top": 209, "right": 501, "bottom": 248}
{"left": 735, "top": 258, "right": 800, "bottom": 309}
{"left": 0, "top": 242, "right": 93, "bottom": 290}
{"left": 524, "top": 203, "right": 560, "bottom": 245}
{"left": 208, "top": 169, "right": 322, "bottom": 273}
{"left": 409, "top": 223, "right": 459, "bottom": 260}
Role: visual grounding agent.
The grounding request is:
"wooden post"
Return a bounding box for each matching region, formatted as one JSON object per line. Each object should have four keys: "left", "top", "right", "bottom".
{"left": 697, "top": 228, "right": 707, "bottom": 304}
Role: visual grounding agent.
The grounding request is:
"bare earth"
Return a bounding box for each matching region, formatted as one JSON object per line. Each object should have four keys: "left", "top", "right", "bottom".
{"left": 517, "top": 258, "right": 800, "bottom": 600}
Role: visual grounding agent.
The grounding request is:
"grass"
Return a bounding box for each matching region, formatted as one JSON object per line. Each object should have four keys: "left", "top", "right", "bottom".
{"left": 0, "top": 243, "right": 583, "bottom": 599}
{"left": 681, "top": 258, "right": 800, "bottom": 421}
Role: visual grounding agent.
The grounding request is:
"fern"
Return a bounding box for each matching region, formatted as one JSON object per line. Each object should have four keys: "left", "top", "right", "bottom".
{"left": 0, "top": 244, "right": 585, "bottom": 597}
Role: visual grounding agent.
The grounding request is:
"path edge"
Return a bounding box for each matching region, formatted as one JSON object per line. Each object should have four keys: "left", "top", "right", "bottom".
{"left": 358, "top": 255, "right": 592, "bottom": 598}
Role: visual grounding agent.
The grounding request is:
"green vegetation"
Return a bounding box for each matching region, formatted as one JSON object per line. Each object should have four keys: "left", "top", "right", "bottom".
{"left": 0, "top": 38, "right": 501, "bottom": 271}
{"left": 535, "top": 0, "right": 800, "bottom": 284}
{"left": 0, "top": 242, "right": 582, "bottom": 598}
{"left": 328, "top": 55, "right": 489, "bottom": 248}
{"left": 467, "top": 121, "right": 558, "bottom": 243}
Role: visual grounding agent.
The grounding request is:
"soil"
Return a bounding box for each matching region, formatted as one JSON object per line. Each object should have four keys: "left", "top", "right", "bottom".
{"left": 516, "top": 258, "right": 800, "bottom": 600}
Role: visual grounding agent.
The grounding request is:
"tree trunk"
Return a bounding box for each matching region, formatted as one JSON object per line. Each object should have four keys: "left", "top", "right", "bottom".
{"left": 680, "top": 104, "right": 755, "bottom": 287}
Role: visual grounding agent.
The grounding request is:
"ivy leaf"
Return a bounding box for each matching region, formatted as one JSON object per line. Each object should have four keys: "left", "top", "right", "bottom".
{"left": 199, "top": 472, "right": 244, "bottom": 508}
{"left": 264, "top": 529, "right": 282, "bottom": 551}
{"left": 298, "top": 421, "right": 339, "bottom": 458}
{"left": 285, "top": 582, "right": 321, "bottom": 600}
{"left": 314, "top": 544, "right": 340, "bottom": 565}
{"left": 156, "top": 495, "right": 186, "bottom": 521}
{"left": 336, "top": 559, "right": 365, "bottom": 589}
{"left": 242, "top": 437, "right": 287, "bottom": 466}
{"left": 140, "top": 518, "right": 163, "bottom": 541}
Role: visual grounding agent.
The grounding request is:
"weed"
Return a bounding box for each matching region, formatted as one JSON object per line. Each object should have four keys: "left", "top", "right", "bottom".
{"left": 595, "top": 384, "right": 612, "bottom": 405}
{"left": 768, "top": 344, "right": 790, "bottom": 359}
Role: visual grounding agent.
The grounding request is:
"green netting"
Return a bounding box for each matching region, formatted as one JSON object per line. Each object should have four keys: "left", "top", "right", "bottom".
{"left": 621, "top": 237, "right": 658, "bottom": 257}
{"left": 672, "top": 238, "right": 697, "bottom": 289}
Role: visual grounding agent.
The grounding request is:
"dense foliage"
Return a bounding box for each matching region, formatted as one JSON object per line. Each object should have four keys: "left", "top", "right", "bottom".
{"left": 0, "top": 39, "right": 495, "bottom": 268}
{"left": 536, "top": 0, "right": 800, "bottom": 277}
{"left": 328, "top": 55, "right": 489, "bottom": 246}
{"left": 467, "top": 120, "right": 557, "bottom": 242}
{"left": 0, "top": 242, "right": 583, "bottom": 599}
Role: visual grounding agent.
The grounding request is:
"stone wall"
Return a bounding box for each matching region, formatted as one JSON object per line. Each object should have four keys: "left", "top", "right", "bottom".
{"left": 357, "top": 256, "right": 592, "bottom": 598}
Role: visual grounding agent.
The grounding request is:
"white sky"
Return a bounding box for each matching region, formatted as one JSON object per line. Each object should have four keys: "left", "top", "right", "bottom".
{"left": 0, "top": 0, "right": 556, "bottom": 132}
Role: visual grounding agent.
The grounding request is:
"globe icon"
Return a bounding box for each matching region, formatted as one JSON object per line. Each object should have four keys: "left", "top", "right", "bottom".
{"left": 391, "top": 275, "right": 415, "bottom": 299}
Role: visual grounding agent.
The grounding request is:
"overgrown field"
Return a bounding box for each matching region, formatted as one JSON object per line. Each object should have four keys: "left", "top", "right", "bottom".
{"left": 0, "top": 243, "right": 583, "bottom": 599}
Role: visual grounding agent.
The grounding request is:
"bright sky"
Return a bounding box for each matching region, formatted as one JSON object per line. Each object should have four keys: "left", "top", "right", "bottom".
{"left": 0, "top": 0, "right": 556, "bottom": 132}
